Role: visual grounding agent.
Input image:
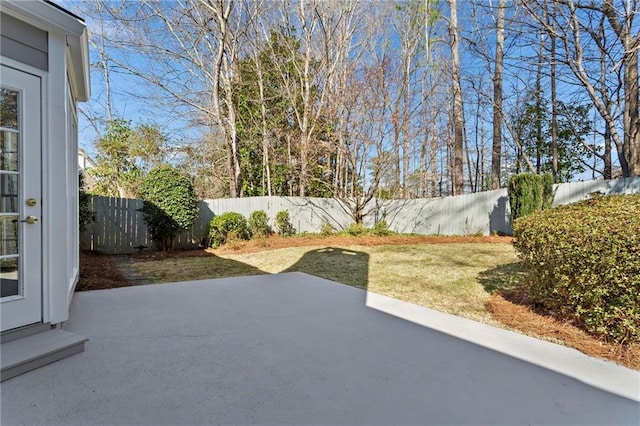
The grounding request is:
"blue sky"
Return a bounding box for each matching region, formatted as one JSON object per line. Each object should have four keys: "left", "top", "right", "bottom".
{"left": 62, "top": 0, "right": 617, "bottom": 182}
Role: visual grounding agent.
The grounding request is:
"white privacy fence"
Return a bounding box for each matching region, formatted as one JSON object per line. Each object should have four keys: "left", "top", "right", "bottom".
{"left": 81, "top": 177, "right": 640, "bottom": 254}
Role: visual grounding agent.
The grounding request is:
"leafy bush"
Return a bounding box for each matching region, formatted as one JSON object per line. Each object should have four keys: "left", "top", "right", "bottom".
{"left": 371, "top": 220, "right": 393, "bottom": 236}
{"left": 513, "top": 194, "right": 640, "bottom": 344}
{"left": 275, "top": 210, "right": 294, "bottom": 236}
{"left": 139, "top": 165, "right": 198, "bottom": 251}
{"left": 320, "top": 222, "right": 335, "bottom": 237}
{"left": 343, "top": 222, "right": 367, "bottom": 237}
{"left": 508, "top": 173, "right": 554, "bottom": 221}
{"left": 248, "top": 210, "right": 270, "bottom": 238}
{"left": 79, "top": 171, "right": 96, "bottom": 232}
{"left": 208, "top": 212, "right": 249, "bottom": 247}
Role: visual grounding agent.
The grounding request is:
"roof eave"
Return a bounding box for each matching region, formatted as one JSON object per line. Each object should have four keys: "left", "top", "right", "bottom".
{"left": 2, "top": 1, "right": 91, "bottom": 101}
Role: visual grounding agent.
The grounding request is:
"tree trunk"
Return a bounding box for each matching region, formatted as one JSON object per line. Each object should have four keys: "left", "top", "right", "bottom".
{"left": 549, "top": 3, "right": 559, "bottom": 181}
{"left": 491, "top": 0, "right": 505, "bottom": 189}
{"left": 448, "top": 0, "right": 464, "bottom": 195}
{"left": 598, "top": 21, "right": 612, "bottom": 179}
{"left": 402, "top": 55, "right": 412, "bottom": 198}
{"left": 601, "top": 0, "right": 639, "bottom": 176}
{"left": 299, "top": 134, "right": 308, "bottom": 196}
{"left": 535, "top": 32, "right": 544, "bottom": 174}
{"left": 623, "top": 47, "right": 640, "bottom": 176}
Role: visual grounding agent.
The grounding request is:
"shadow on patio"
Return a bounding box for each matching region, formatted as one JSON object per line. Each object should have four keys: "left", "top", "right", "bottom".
{"left": 2, "top": 249, "right": 639, "bottom": 425}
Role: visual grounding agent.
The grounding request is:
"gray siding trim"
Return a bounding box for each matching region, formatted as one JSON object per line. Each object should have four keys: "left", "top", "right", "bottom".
{"left": 0, "top": 13, "right": 48, "bottom": 71}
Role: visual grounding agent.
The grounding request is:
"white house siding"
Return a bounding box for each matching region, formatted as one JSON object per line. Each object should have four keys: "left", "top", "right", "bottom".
{"left": 1, "top": 0, "right": 90, "bottom": 328}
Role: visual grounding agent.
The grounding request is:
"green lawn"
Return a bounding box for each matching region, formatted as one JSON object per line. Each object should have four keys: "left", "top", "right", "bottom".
{"left": 133, "top": 243, "right": 521, "bottom": 324}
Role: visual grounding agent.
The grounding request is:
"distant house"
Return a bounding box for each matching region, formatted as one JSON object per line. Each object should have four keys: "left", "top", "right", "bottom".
{"left": 78, "top": 148, "right": 97, "bottom": 191}
{"left": 78, "top": 148, "right": 96, "bottom": 170}
{"left": 1, "top": 0, "right": 91, "bottom": 380}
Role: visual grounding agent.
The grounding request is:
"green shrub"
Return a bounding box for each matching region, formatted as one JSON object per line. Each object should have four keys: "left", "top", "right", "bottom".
{"left": 248, "top": 210, "right": 271, "bottom": 238}
{"left": 208, "top": 212, "right": 249, "bottom": 247}
{"left": 343, "top": 222, "right": 367, "bottom": 237}
{"left": 275, "top": 210, "right": 294, "bottom": 236}
{"left": 79, "top": 171, "right": 96, "bottom": 232}
{"left": 371, "top": 220, "right": 393, "bottom": 236}
{"left": 541, "top": 173, "right": 555, "bottom": 210}
{"left": 139, "top": 165, "right": 199, "bottom": 251}
{"left": 508, "top": 173, "right": 554, "bottom": 221}
{"left": 320, "top": 222, "right": 335, "bottom": 237}
{"left": 513, "top": 194, "right": 640, "bottom": 344}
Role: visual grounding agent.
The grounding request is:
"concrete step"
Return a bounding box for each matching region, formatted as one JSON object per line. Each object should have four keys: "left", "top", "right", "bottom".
{"left": 1, "top": 328, "right": 88, "bottom": 382}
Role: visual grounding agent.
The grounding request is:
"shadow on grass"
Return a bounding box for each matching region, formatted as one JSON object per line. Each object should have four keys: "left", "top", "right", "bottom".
{"left": 477, "top": 261, "right": 524, "bottom": 293}
{"left": 121, "top": 246, "right": 370, "bottom": 290}
{"left": 124, "top": 250, "right": 267, "bottom": 284}
{"left": 282, "top": 247, "right": 369, "bottom": 290}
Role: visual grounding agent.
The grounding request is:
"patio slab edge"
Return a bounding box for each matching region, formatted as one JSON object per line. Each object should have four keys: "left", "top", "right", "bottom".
{"left": 365, "top": 290, "right": 640, "bottom": 403}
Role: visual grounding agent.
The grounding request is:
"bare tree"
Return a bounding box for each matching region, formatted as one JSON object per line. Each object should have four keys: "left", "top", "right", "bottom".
{"left": 491, "top": 0, "right": 506, "bottom": 189}
{"left": 541, "top": 2, "right": 559, "bottom": 180}
{"left": 95, "top": 0, "right": 248, "bottom": 196}
{"left": 448, "top": 0, "right": 465, "bottom": 195}
{"left": 523, "top": 0, "right": 640, "bottom": 177}
{"left": 268, "top": 0, "right": 343, "bottom": 196}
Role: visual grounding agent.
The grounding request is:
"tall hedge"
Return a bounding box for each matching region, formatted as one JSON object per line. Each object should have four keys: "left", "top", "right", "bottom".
{"left": 513, "top": 194, "right": 640, "bottom": 344}
{"left": 139, "top": 165, "right": 199, "bottom": 251}
{"left": 508, "top": 173, "right": 554, "bottom": 221}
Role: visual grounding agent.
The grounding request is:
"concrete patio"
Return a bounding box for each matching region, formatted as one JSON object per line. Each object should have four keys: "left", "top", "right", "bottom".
{"left": 2, "top": 272, "right": 639, "bottom": 425}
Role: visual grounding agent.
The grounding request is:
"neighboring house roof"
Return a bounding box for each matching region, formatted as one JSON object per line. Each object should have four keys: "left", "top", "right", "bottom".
{"left": 78, "top": 148, "right": 97, "bottom": 169}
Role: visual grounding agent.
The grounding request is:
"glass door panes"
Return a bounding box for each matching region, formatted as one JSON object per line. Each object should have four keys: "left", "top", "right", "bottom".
{"left": 0, "top": 88, "right": 19, "bottom": 298}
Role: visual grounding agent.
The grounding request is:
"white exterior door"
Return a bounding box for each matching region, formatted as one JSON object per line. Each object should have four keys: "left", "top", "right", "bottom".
{"left": 0, "top": 65, "right": 42, "bottom": 332}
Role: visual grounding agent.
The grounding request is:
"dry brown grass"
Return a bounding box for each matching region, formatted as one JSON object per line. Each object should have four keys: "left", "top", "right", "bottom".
{"left": 133, "top": 242, "right": 518, "bottom": 326}
{"left": 132, "top": 234, "right": 514, "bottom": 259}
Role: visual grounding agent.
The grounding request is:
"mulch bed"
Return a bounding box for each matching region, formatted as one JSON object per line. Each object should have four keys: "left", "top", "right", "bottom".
{"left": 486, "top": 291, "right": 639, "bottom": 371}
{"left": 76, "top": 251, "right": 133, "bottom": 291}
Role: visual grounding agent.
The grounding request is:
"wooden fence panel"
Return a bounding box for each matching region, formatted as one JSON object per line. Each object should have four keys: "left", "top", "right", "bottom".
{"left": 81, "top": 177, "right": 640, "bottom": 254}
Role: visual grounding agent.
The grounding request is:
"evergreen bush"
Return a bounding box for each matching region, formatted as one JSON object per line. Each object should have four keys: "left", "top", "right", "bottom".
{"left": 208, "top": 212, "right": 249, "bottom": 247}
{"left": 513, "top": 194, "right": 640, "bottom": 344}
{"left": 139, "top": 165, "right": 199, "bottom": 251}
{"left": 508, "top": 173, "right": 554, "bottom": 221}
{"left": 320, "top": 222, "right": 335, "bottom": 237}
{"left": 248, "top": 210, "right": 270, "bottom": 238}
{"left": 371, "top": 220, "right": 393, "bottom": 236}
{"left": 343, "top": 222, "right": 367, "bottom": 236}
{"left": 541, "top": 173, "right": 555, "bottom": 210}
{"left": 275, "top": 210, "right": 294, "bottom": 236}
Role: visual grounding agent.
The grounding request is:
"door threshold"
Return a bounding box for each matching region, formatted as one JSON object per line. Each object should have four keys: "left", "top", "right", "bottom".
{"left": 1, "top": 323, "right": 51, "bottom": 344}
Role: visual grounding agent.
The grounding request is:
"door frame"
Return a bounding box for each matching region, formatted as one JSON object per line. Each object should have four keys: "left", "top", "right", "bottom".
{"left": 0, "top": 59, "right": 46, "bottom": 331}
